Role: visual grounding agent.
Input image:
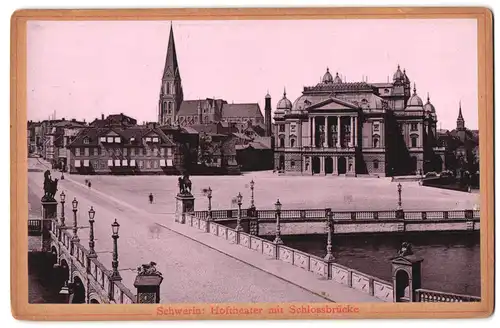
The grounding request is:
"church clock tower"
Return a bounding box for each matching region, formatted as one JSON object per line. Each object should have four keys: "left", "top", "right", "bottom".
{"left": 158, "top": 24, "right": 184, "bottom": 126}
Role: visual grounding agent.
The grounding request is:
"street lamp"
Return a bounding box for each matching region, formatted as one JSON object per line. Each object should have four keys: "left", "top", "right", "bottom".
{"left": 235, "top": 192, "right": 243, "bottom": 231}
{"left": 88, "top": 206, "right": 96, "bottom": 258}
{"left": 324, "top": 210, "right": 335, "bottom": 261}
{"left": 207, "top": 187, "right": 212, "bottom": 221}
{"left": 250, "top": 180, "right": 255, "bottom": 209}
{"left": 110, "top": 219, "right": 122, "bottom": 281}
{"left": 71, "top": 197, "right": 79, "bottom": 242}
{"left": 397, "top": 183, "right": 402, "bottom": 210}
{"left": 274, "top": 199, "right": 283, "bottom": 245}
{"left": 60, "top": 191, "right": 66, "bottom": 227}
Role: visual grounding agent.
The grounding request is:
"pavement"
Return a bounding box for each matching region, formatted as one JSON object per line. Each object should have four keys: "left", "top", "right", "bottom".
{"left": 28, "top": 158, "right": 382, "bottom": 303}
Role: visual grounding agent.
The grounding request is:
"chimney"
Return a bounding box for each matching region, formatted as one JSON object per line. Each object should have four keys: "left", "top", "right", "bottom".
{"left": 101, "top": 114, "right": 105, "bottom": 120}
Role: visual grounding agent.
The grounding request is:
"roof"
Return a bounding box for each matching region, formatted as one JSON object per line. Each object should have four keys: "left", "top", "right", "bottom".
{"left": 190, "top": 123, "right": 220, "bottom": 134}
{"left": 177, "top": 98, "right": 228, "bottom": 117}
{"left": 232, "top": 132, "right": 253, "bottom": 141}
{"left": 236, "top": 141, "right": 271, "bottom": 151}
{"left": 221, "top": 103, "right": 263, "bottom": 119}
{"left": 68, "top": 126, "right": 176, "bottom": 147}
{"left": 181, "top": 126, "right": 199, "bottom": 134}
{"left": 162, "top": 24, "right": 180, "bottom": 80}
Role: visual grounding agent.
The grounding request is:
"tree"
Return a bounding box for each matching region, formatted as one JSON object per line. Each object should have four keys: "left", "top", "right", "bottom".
{"left": 198, "top": 134, "right": 224, "bottom": 167}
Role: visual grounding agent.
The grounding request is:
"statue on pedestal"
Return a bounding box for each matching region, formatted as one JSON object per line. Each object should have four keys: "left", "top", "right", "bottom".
{"left": 178, "top": 173, "right": 192, "bottom": 195}
{"left": 42, "top": 170, "right": 58, "bottom": 202}
{"left": 137, "top": 261, "right": 162, "bottom": 276}
{"left": 398, "top": 242, "right": 414, "bottom": 257}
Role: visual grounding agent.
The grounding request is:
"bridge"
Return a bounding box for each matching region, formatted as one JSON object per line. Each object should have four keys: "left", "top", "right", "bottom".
{"left": 190, "top": 208, "right": 480, "bottom": 236}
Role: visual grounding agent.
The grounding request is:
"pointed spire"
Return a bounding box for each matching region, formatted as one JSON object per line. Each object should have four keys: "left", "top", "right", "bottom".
{"left": 413, "top": 83, "right": 417, "bottom": 94}
{"left": 283, "top": 87, "right": 287, "bottom": 97}
{"left": 326, "top": 67, "right": 329, "bottom": 73}
{"left": 163, "top": 22, "right": 180, "bottom": 79}
{"left": 458, "top": 101, "right": 463, "bottom": 118}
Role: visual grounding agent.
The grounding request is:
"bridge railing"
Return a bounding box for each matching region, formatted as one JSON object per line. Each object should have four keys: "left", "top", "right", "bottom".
{"left": 185, "top": 212, "right": 394, "bottom": 302}
{"left": 28, "top": 219, "right": 42, "bottom": 235}
{"left": 50, "top": 221, "right": 137, "bottom": 304}
{"left": 415, "top": 288, "right": 481, "bottom": 302}
{"left": 189, "top": 209, "right": 480, "bottom": 222}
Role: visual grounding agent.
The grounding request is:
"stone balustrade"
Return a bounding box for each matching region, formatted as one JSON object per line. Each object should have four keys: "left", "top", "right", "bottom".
{"left": 415, "top": 288, "right": 481, "bottom": 302}
{"left": 186, "top": 213, "right": 394, "bottom": 302}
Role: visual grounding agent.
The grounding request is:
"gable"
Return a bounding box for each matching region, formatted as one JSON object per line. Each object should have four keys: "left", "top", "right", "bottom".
{"left": 308, "top": 97, "right": 359, "bottom": 112}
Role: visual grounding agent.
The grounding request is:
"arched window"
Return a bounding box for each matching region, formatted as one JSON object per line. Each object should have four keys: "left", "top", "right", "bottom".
{"left": 373, "top": 134, "right": 380, "bottom": 148}
{"left": 166, "top": 82, "right": 171, "bottom": 95}
{"left": 167, "top": 102, "right": 173, "bottom": 113}
{"left": 290, "top": 138, "right": 295, "bottom": 148}
{"left": 411, "top": 134, "right": 418, "bottom": 148}
{"left": 373, "top": 159, "right": 379, "bottom": 169}
{"left": 279, "top": 137, "right": 285, "bottom": 148}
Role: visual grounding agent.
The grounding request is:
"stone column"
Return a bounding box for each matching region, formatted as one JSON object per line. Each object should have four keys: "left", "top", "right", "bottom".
{"left": 323, "top": 116, "right": 329, "bottom": 148}
{"left": 312, "top": 117, "right": 316, "bottom": 148}
{"left": 332, "top": 156, "right": 338, "bottom": 175}
{"left": 354, "top": 116, "right": 358, "bottom": 147}
{"left": 175, "top": 192, "right": 195, "bottom": 224}
{"left": 320, "top": 157, "right": 325, "bottom": 175}
{"left": 336, "top": 116, "right": 341, "bottom": 148}
{"left": 350, "top": 116, "right": 354, "bottom": 147}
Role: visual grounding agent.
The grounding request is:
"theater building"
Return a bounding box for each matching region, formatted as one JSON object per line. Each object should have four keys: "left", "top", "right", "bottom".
{"left": 273, "top": 66, "right": 446, "bottom": 176}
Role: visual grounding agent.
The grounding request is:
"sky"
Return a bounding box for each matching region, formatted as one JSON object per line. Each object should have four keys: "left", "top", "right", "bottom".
{"left": 27, "top": 19, "right": 478, "bottom": 130}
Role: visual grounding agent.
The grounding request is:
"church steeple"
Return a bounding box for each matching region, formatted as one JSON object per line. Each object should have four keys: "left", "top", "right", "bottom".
{"left": 163, "top": 23, "right": 180, "bottom": 80}
{"left": 456, "top": 101, "right": 465, "bottom": 130}
{"left": 158, "top": 23, "right": 184, "bottom": 125}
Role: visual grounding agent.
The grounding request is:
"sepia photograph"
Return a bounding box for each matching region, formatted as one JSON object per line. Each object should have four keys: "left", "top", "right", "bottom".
{"left": 14, "top": 8, "right": 493, "bottom": 319}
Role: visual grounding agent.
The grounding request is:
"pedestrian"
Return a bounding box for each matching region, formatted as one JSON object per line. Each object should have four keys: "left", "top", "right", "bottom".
{"left": 149, "top": 193, "right": 154, "bottom": 204}
{"left": 88, "top": 181, "right": 92, "bottom": 189}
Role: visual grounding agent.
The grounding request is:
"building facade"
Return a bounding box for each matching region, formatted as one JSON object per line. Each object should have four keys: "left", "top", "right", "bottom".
{"left": 157, "top": 25, "right": 269, "bottom": 132}
{"left": 273, "top": 67, "right": 446, "bottom": 176}
{"left": 66, "top": 117, "right": 190, "bottom": 175}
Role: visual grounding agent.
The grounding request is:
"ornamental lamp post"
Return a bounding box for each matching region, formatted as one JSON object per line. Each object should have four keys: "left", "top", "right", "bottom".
{"left": 88, "top": 206, "right": 96, "bottom": 257}
{"left": 110, "top": 219, "right": 122, "bottom": 281}
{"left": 324, "top": 210, "right": 335, "bottom": 261}
{"left": 397, "top": 183, "right": 403, "bottom": 210}
{"left": 71, "top": 197, "right": 79, "bottom": 242}
{"left": 274, "top": 199, "right": 283, "bottom": 245}
{"left": 60, "top": 191, "right": 66, "bottom": 227}
{"left": 235, "top": 192, "right": 243, "bottom": 231}
{"left": 250, "top": 179, "right": 255, "bottom": 209}
{"left": 207, "top": 187, "right": 212, "bottom": 221}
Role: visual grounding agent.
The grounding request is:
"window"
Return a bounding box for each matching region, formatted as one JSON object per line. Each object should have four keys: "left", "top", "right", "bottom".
{"left": 114, "top": 137, "right": 121, "bottom": 143}
{"left": 290, "top": 138, "right": 295, "bottom": 148}
{"left": 138, "top": 148, "right": 143, "bottom": 156}
{"left": 384, "top": 88, "right": 390, "bottom": 94}
{"left": 131, "top": 148, "right": 135, "bottom": 156}
{"left": 138, "top": 160, "right": 144, "bottom": 168}
{"left": 145, "top": 137, "right": 152, "bottom": 142}
{"left": 279, "top": 137, "right": 285, "bottom": 148}
{"left": 291, "top": 160, "right": 295, "bottom": 168}
{"left": 373, "top": 134, "right": 380, "bottom": 148}
{"left": 93, "top": 148, "right": 98, "bottom": 156}
{"left": 123, "top": 148, "right": 128, "bottom": 156}
{"left": 373, "top": 159, "right": 379, "bottom": 169}
{"left": 130, "top": 137, "right": 135, "bottom": 142}
{"left": 75, "top": 148, "right": 80, "bottom": 156}
{"left": 99, "top": 136, "right": 106, "bottom": 143}
{"left": 411, "top": 135, "right": 418, "bottom": 148}
{"left": 279, "top": 125, "right": 285, "bottom": 132}
{"left": 153, "top": 160, "right": 159, "bottom": 169}
{"left": 373, "top": 122, "right": 380, "bottom": 132}
{"left": 411, "top": 123, "right": 418, "bottom": 131}
{"left": 160, "top": 148, "right": 165, "bottom": 156}
{"left": 108, "top": 148, "right": 114, "bottom": 156}
{"left": 146, "top": 160, "right": 151, "bottom": 169}
{"left": 107, "top": 137, "right": 114, "bottom": 143}
{"left": 167, "top": 148, "right": 172, "bottom": 156}
{"left": 165, "top": 82, "right": 171, "bottom": 95}
{"left": 92, "top": 161, "right": 98, "bottom": 169}
{"left": 83, "top": 137, "right": 89, "bottom": 145}
{"left": 153, "top": 148, "right": 159, "bottom": 156}
{"left": 100, "top": 160, "right": 106, "bottom": 169}
{"left": 168, "top": 102, "right": 172, "bottom": 113}
{"left": 152, "top": 137, "right": 159, "bottom": 143}
{"left": 146, "top": 148, "right": 151, "bottom": 156}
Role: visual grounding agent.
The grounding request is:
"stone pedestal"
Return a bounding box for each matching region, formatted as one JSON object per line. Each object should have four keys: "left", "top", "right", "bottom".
{"left": 391, "top": 254, "right": 423, "bottom": 302}
{"left": 175, "top": 193, "right": 195, "bottom": 224}
{"left": 134, "top": 274, "right": 163, "bottom": 303}
{"left": 248, "top": 207, "right": 259, "bottom": 236}
{"left": 41, "top": 200, "right": 58, "bottom": 252}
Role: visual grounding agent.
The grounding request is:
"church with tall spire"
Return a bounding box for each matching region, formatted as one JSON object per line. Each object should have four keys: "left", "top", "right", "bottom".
{"left": 157, "top": 24, "right": 266, "bottom": 134}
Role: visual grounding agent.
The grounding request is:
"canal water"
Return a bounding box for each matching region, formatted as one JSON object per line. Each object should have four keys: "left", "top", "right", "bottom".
{"left": 263, "top": 231, "right": 481, "bottom": 297}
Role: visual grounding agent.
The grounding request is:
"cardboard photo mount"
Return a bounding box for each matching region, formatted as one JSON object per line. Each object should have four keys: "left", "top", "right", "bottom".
{"left": 11, "top": 7, "right": 494, "bottom": 320}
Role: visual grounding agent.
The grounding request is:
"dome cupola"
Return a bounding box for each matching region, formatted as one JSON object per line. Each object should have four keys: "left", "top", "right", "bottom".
{"left": 393, "top": 64, "right": 404, "bottom": 82}
{"left": 407, "top": 83, "right": 423, "bottom": 107}
{"left": 322, "top": 67, "right": 334, "bottom": 84}
{"left": 276, "top": 88, "right": 293, "bottom": 111}
{"left": 423, "top": 93, "right": 435, "bottom": 113}
{"left": 333, "top": 72, "right": 342, "bottom": 84}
